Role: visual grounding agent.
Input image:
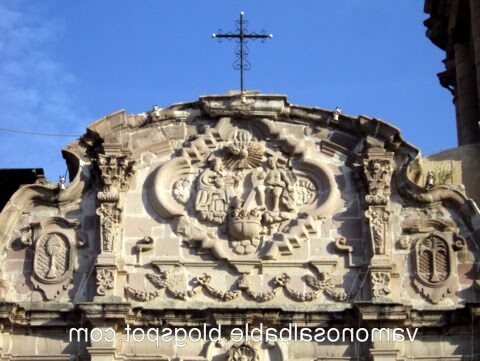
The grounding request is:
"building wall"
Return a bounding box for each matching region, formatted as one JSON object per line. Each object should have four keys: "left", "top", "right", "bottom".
{"left": 0, "top": 93, "right": 479, "bottom": 360}
{"left": 425, "top": 0, "right": 480, "bottom": 145}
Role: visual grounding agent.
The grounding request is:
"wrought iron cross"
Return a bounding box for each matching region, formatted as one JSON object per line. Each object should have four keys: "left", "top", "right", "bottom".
{"left": 212, "top": 12, "right": 273, "bottom": 93}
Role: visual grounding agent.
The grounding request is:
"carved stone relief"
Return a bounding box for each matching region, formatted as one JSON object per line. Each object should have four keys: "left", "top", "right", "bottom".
{"left": 227, "top": 343, "right": 260, "bottom": 361}
{"left": 92, "top": 151, "right": 136, "bottom": 298}
{"left": 95, "top": 153, "right": 135, "bottom": 254}
{"left": 402, "top": 219, "right": 465, "bottom": 303}
{"left": 149, "top": 119, "right": 340, "bottom": 272}
{"left": 125, "top": 267, "right": 346, "bottom": 303}
{"left": 362, "top": 151, "right": 394, "bottom": 301}
{"left": 363, "top": 157, "right": 393, "bottom": 206}
{"left": 371, "top": 271, "right": 391, "bottom": 298}
{"left": 19, "top": 217, "right": 85, "bottom": 300}
{"left": 366, "top": 206, "right": 390, "bottom": 255}
{"left": 412, "top": 233, "right": 464, "bottom": 303}
{"left": 362, "top": 152, "right": 394, "bottom": 256}
{"left": 96, "top": 267, "right": 116, "bottom": 296}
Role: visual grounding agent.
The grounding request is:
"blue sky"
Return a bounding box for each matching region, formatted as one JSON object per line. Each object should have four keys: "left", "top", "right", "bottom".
{"left": 0, "top": 1, "right": 455, "bottom": 180}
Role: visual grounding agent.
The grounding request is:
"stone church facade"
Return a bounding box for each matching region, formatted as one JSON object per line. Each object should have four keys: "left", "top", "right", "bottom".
{"left": 1, "top": 2, "right": 480, "bottom": 360}
{"left": 0, "top": 91, "right": 479, "bottom": 360}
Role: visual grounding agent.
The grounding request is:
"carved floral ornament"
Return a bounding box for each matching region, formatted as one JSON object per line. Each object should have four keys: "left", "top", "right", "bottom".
{"left": 18, "top": 217, "right": 86, "bottom": 300}
{"left": 148, "top": 118, "right": 340, "bottom": 270}
{"left": 95, "top": 153, "right": 135, "bottom": 254}
{"left": 125, "top": 267, "right": 347, "bottom": 303}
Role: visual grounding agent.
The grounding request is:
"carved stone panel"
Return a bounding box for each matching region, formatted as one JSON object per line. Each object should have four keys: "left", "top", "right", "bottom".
{"left": 33, "top": 233, "right": 72, "bottom": 284}
{"left": 149, "top": 118, "right": 340, "bottom": 271}
{"left": 412, "top": 233, "right": 462, "bottom": 303}
{"left": 19, "top": 217, "right": 84, "bottom": 300}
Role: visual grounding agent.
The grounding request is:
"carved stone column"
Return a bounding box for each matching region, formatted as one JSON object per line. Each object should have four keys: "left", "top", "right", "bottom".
{"left": 362, "top": 149, "right": 394, "bottom": 302}
{"left": 94, "top": 147, "right": 135, "bottom": 299}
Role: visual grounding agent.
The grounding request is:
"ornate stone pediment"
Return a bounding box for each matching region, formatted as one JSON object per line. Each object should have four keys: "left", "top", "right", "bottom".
{"left": 0, "top": 91, "right": 480, "bottom": 360}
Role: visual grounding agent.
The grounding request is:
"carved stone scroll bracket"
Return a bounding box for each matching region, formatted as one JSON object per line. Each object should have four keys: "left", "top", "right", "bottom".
{"left": 18, "top": 217, "right": 82, "bottom": 301}
{"left": 135, "top": 236, "right": 154, "bottom": 265}
{"left": 398, "top": 156, "right": 480, "bottom": 244}
{"left": 333, "top": 237, "right": 362, "bottom": 268}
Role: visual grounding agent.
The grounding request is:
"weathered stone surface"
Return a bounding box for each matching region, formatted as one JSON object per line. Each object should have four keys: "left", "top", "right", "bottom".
{"left": 0, "top": 91, "right": 479, "bottom": 359}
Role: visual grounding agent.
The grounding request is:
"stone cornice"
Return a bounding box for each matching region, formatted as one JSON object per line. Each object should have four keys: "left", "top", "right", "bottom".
{"left": 0, "top": 302, "right": 478, "bottom": 329}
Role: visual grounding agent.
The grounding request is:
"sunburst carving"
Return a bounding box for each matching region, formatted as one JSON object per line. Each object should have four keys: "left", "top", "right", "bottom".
{"left": 225, "top": 130, "right": 264, "bottom": 170}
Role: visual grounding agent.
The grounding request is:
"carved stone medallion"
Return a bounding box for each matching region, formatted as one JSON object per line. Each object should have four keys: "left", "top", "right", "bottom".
{"left": 19, "top": 217, "right": 84, "bottom": 300}
{"left": 34, "top": 232, "right": 72, "bottom": 283}
{"left": 412, "top": 233, "right": 461, "bottom": 303}
{"left": 149, "top": 118, "right": 339, "bottom": 268}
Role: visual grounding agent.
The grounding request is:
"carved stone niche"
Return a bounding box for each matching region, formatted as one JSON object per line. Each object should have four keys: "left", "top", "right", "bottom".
{"left": 19, "top": 217, "right": 85, "bottom": 300}
{"left": 412, "top": 232, "right": 465, "bottom": 304}
{"left": 148, "top": 118, "right": 340, "bottom": 271}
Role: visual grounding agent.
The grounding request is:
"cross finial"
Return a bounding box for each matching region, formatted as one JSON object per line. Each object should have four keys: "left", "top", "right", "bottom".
{"left": 212, "top": 12, "right": 273, "bottom": 93}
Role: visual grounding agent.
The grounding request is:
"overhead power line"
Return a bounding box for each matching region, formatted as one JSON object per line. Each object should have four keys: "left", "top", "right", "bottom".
{"left": 0, "top": 127, "right": 80, "bottom": 137}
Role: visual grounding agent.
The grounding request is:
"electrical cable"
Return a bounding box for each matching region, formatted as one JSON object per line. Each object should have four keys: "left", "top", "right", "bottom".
{"left": 0, "top": 127, "right": 80, "bottom": 137}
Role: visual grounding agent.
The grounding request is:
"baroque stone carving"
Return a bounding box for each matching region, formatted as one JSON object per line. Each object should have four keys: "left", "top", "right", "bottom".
{"left": 363, "top": 158, "right": 393, "bottom": 206}
{"left": 126, "top": 270, "right": 346, "bottom": 303}
{"left": 227, "top": 343, "right": 260, "bottom": 361}
{"left": 95, "top": 153, "right": 135, "bottom": 253}
{"left": 172, "top": 177, "right": 192, "bottom": 204}
{"left": 19, "top": 217, "right": 84, "bottom": 300}
{"left": 371, "top": 271, "right": 391, "bottom": 298}
{"left": 366, "top": 206, "right": 390, "bottom": 255}
{"left": 396, "top": 236, "right": 411, "bottom": 250}
{"left": 94, "top": 152, "right": 135, "bottom": 297}
{"left": 96, "top": 268, "right": 115, "bottom": 296}
{"left": 362, "top": 153, "right": 393, "bottom": 256}
{"left": 149, "top": 118, "right": 339, "bottom": 268}
{"left": 35, "top": 233, "right": 71, "bottom": 282}
{"left": 412, "top": 233, "right": 462, "bottom": 303}
{"left": 96, "top": 204, "right": 121, "bottom": 253}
